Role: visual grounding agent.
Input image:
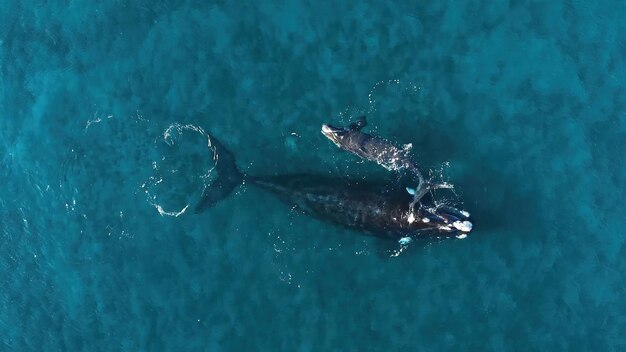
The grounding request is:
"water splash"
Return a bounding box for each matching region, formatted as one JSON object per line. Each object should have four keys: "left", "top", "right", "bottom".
{"left": 366, "top": 78, "right": 426, "bottom": 116}
{"left": 141, "top": 123, "right": 217, "bottom": 217}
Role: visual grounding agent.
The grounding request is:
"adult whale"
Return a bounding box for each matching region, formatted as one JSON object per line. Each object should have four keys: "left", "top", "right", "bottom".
{"left": 195, "top": 132, "right": 473, "bottom": 242}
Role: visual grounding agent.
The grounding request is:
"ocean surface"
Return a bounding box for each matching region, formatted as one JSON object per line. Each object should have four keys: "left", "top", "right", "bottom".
{"left": 1, "top": 1, "right": 625, "bottom": 351}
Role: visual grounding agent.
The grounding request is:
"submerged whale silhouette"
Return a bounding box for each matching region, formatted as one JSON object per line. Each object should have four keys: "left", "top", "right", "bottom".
{"left": 196, "top": 132, "right": 472, "bottom": 241}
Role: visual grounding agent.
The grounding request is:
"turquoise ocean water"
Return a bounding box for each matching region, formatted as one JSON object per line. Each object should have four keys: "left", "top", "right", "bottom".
{"left": 1, "top": 1, "right": 625, "bottom": 350}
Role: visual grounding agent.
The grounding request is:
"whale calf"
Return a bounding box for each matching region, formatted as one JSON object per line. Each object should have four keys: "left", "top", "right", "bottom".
{"left": 196, "top": 132, "right": 473, "bottom": 241}
{"left": 321, "top": 116, "right": 419, "bottom": 174}
{"left": 321, "top": 116, "right": 453, "bottom": 211}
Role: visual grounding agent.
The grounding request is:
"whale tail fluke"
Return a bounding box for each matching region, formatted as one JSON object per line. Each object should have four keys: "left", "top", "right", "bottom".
{"left": 195, "top": 134, "right": 245, "bottom": 213}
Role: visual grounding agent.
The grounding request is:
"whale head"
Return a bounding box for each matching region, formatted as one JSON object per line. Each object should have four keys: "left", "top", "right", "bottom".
{"left": 421, "top": 205, "right": 474, "bottom": 238}
{"left": 321, "top": 124, "right": 349, "bottom": 147}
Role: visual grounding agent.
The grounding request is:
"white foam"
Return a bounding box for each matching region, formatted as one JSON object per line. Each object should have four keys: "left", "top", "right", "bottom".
{"left": 398, "top": 237, "right": 413, "bottom": 245}
{"left": 155, "top": 203, "right": 189, "bottom": 217}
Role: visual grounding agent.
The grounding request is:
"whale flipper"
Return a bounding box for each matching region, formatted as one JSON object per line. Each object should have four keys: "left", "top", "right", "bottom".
{"left": 348, "top": 116, "right": 367, "bottom": 131}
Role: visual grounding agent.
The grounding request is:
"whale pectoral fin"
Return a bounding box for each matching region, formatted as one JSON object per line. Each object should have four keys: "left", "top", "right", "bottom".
{"left": 348, "top": 116, "right": 367, "bottom": 131}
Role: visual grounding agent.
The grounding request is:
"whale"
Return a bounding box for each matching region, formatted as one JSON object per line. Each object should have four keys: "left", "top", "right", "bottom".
{"left": 321, "top": 116, "right": 455, "bottom": 212}
{"left": 321, "top": 116, "right": 420, "bottom": 174}
{"left": 195, "top": 132, "right": 473, "bottom": 242}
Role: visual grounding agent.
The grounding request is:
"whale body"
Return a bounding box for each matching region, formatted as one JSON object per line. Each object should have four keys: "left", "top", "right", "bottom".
{"left": 321, "top": 116, "right": 419, "bottom": 174}
{"left": 196, "top": 132, "right": 472, "bottom": 240}
{"left": 321, "top": 116, "right": 457, "bottom": 213}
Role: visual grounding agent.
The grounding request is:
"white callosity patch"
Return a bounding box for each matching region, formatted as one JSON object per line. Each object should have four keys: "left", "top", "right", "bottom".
{"left": 453, "top": 220, "right": 473, "bottom": 233}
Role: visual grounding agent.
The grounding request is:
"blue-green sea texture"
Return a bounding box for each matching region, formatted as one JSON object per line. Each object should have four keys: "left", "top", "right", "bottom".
{"left": 1, "top": 1, "right": 625, "bottom": 351}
